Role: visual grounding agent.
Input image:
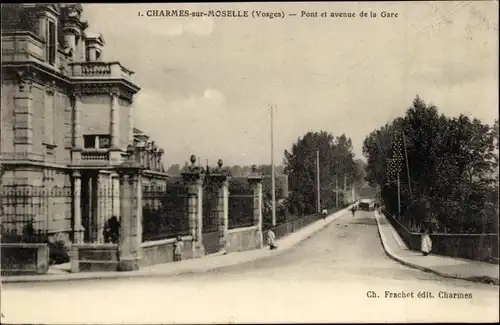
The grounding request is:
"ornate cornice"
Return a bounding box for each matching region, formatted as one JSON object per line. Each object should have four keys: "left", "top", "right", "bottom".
{"left": 72, "top": 82, "right": 137, "bottom": 102}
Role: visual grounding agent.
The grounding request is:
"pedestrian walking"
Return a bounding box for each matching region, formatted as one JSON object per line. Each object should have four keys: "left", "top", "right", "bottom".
{"left": 350, "top": 205, "right": 357, "bottom": 217}
{"left": 267, "top": 229, "right": 277, "bottom": 250}
{"left": 322, "top": 209, "right": 328, "bottom": 219}
{"left": 174, "top": 235, "right": 184, "bottom": 261}
{"left": 421, "top": 228, "right": 432, "bottom": 256}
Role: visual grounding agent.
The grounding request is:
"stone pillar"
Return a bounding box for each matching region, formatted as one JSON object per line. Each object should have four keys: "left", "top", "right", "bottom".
{"left": 181, "top": 155, "right": 205, "bottom": 258}
{"left": 80, "top": 38, "right": 86, "bottom": 61}
{"left": 72, "top": 92, "right": 83, "bottom": 163}
{"left": 249, "top": 170, "right": 263, "bottom": 248}
{"left": 128, "top": 104, "right": 133, "bottom": 145}
{"left": 220, "top": 179, "right": 229, "bottom": 251}
{"left": 210, "top": 160, "right": 230, "bottom": 252}
{"left": 109, "top": 91, "right": 121, "bottom": 164}
{"left": 197, "top": 181, "right": 203, "bottom": 248}
{"left": 110, "top": 91, "right": 120, "bottom": 148}
{"left": 117, "top": 168, "right": 143, "bottom": 271}
{"left": 13, "top": 70, "right": 35, "bottom": 158}
{"left": 111, "top": 173, "right": 120, "bottom": 219}
{"left": 72, "top": 171, "right": 84, "bottom": 243}
{"left": 89, "top": 48, "right": 97, "bottom": 61}
{"left": 96, "top": 174, "right": 105, "bottom": 243}
{"left": 64, "top": 34, "right": 76, "bottom": 57}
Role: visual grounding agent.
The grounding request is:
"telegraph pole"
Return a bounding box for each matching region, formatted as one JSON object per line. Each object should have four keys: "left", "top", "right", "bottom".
{"left": 316, "top": 150, "right": 320, "bottom": 213}
{"left": 270, "top": 105, "right": 276, "bottom": 226}
{"left": 402, "top": 131, "right": 412, "bottom": 200}
{"left": 335, "top": 174, "right": 339, "bottom": 208}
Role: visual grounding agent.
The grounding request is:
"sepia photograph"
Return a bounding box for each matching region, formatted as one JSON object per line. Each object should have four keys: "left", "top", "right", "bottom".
{"left": 0, "top": 1, "right": 499, "bottom": 324}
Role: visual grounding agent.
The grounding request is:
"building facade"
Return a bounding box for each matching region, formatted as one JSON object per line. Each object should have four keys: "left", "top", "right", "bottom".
{"left": 0, "top": 4, "right": 143, "bottom": 243}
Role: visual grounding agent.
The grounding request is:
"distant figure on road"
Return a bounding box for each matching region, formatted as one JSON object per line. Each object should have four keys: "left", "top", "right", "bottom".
{"left": 322, "top": 209, "right": 328, "bottom": 219}
{"left": 350, "top": 205, "right": 357, "bottom": 217}
{"left": 421, "top": 229, "right": 432, "bottom": 256}
{"left": 174, "top": 235, "right": 184, "bottom": 261}
{"left": 267, "top": 229, "right": 277, "bottom": 250}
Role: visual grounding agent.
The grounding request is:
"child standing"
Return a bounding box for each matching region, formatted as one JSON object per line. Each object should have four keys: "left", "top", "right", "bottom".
{"left": 174, "top": 235, "right": 184, "bottom": 261}
{"left": 267, "top": 229, "right": 277, "bottom": 250}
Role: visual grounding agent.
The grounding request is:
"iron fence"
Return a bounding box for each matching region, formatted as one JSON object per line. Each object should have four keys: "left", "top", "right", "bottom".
{"left": 142, "top": 180, "right": 190, "bottom": 242}
{"left": 228, "top": 182, "right": 254, "bottom": 229}
{"left": 0, "top": 184, "right": 72, "bottom": 243}
{"left": 202, "top": 182, "right": 219, "bottom": 233}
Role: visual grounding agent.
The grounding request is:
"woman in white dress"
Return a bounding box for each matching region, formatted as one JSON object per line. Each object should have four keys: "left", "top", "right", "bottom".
{"left": 421, "top": 228, "right": 432, "bottom": 256}
{"left": 267, "top": 229, "right": 277, "bottom": 250}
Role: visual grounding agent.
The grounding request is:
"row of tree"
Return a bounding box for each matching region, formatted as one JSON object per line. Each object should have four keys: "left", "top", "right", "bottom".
{"left": 284, "top": 131, "right": 364, "bottom": 216}
{"left": 362, "top": 95, "right": 499, "bottom": 233}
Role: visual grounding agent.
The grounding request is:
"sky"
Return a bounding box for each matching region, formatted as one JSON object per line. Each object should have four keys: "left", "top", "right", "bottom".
{"left": 81, "top": 1, "right": 498, "bottom": 167}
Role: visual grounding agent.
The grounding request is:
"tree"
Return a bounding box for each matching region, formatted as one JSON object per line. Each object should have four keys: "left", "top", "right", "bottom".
{"left": 363, "top": 95, "right": 498, "bottom": 233}
{"left": 284, "top": 131, "right": 361, "bottom": 215}
{"left": 241, "top": 165, "right": 252, "bottom": 175}
{"left": 230, "top": 165, "right": 242, "bottom": 177}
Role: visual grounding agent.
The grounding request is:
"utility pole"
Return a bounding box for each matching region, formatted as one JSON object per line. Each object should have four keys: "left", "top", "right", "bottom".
{"left": 402, "top": 131, "right": 412, "bottom": 200}
{"left": 343, "top": 174, "right": 347, "bottom": 200}
{"left": 316, "top": 150, "right": 320, "bottom": 213}
{"left": 335, "top": 174, "right": 339, "bottom": 208}
{"left": 270, "top": 105, "right": 276, "bottom": 226}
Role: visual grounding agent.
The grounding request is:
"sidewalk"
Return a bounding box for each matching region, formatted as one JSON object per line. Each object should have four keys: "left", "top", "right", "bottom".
{"left": 375, "top": 211, "right": 499, "bottom": 286}
{"left": 2, "top": 206, "right": 351, "bottom": 284}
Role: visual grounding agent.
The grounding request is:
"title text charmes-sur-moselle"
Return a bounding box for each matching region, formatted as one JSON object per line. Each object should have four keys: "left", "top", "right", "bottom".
{"left": 145, "top": 10, "right": 276, "bottom": 18}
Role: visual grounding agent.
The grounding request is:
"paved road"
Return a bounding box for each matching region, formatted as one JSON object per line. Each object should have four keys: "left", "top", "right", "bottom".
{"left": 2, "top": 211, "right": 498, "bottom": 323}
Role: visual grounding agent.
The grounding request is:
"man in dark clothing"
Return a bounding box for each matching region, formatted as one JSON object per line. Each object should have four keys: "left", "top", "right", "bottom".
{"left": 103, "top": 216, "right": 120, "bottom": 244}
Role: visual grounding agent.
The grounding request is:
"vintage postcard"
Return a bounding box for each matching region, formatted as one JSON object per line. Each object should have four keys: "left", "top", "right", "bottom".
{"left": 1, "top": 1, "right": 499, "bottom": 324}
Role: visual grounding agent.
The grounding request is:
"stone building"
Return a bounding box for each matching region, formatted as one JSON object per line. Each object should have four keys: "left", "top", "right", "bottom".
{"left": 0, "top": 4, "right": 145, "bottom": 243}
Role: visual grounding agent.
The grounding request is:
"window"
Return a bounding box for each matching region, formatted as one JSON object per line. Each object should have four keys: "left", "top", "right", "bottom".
{"left": 83, "top": 135, "right": 111, "bottom": 149}
{"left": 95, "top": 51, "right": 101, "bottom": 61}
{"left": 47, "top": 20, "right": 56, "bottom": 65}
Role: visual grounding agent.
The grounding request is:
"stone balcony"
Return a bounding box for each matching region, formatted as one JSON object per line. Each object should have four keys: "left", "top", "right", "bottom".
{"left": 80, "top": 149, "right": 110, "bottom": 166}
{"left": 79, "top": 149, "right": 131, "bottom": 166}
{"left": 68, "top": 61, "right": 135, "bottom": 83}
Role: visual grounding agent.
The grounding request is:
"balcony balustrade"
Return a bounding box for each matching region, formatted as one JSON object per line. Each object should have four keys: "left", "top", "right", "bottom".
{"left": 69, "top": 61, "right": 134, "bottom": 82}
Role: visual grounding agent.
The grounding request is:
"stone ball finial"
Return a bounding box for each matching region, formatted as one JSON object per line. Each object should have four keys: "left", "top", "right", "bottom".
{"left": 190, "top": 155, "right": 196, "bottom": 165}
{"left": 251, "top": 164, "right": 257, "bottom": 172}
{"left": 217, "top": 159, "right": 223, "bottom": 168}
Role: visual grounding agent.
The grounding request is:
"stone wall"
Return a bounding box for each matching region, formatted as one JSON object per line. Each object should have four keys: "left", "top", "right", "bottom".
{"left": 71, "top": 243, "right": 119, "bottom": 272}
{"left": 139, "top": 235, "right": 194, "bottom": 267}
{"left": 385, "top": 212, "right": 499, "bottom": 263}
{"left": 1, "top": 82, "right": 16, "bottom": 154}
{"left": 1, "top": 79, "right": 72, "bottom": 164}
{"left": 226, "top": 225, "right": 260, "bottom": 253}
{"left": 118, "top": 98, "right": 132, "bottom": 149}
{"left": 81, "top": 94, "right": 111, "bottom": 135}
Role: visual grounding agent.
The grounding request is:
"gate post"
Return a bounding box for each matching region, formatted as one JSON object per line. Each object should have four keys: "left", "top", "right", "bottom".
{"left": 248, "top": 165, "right": 263, "bottom": 248}
{"left": 209, "top": 160, "right": 230, "bottom": 253}
{"left": 181, "top": 155, "right": 205, "bottom": 258}
{"left": 116, "top": 146, "right": 144, "bottom": 271}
